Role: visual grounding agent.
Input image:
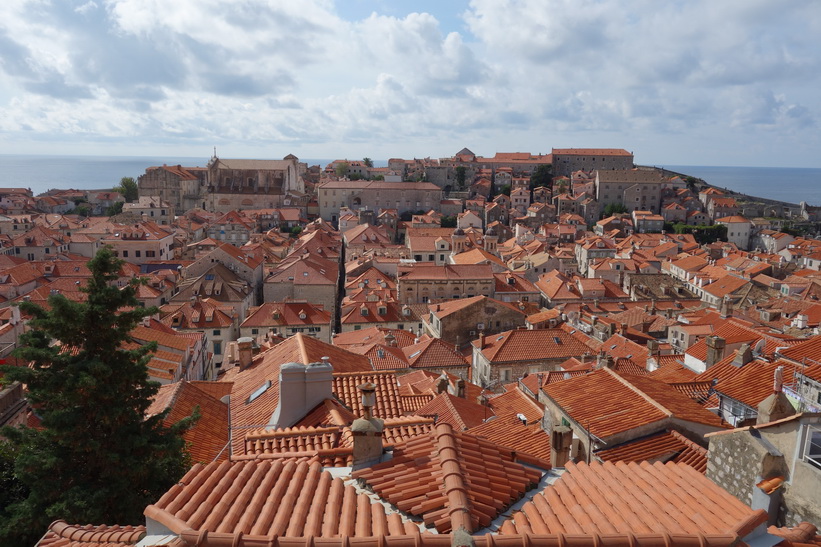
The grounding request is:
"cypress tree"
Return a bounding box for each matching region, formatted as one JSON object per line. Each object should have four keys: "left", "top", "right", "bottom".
{"left": 0, "top": 247, "right": 193, "bottom": 546}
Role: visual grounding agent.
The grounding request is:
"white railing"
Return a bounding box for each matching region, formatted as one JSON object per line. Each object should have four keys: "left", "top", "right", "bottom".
{"left": 806, "top": 425, "right": 821, "bottom": 471}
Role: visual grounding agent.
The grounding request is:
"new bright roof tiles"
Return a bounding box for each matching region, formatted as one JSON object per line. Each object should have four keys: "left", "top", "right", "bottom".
{"left": 352, "top": 423, "right": 545, "bottom": 533}
{"left": 499, "top": 461, "right": 766, "bottom": 537}
{"left": 145, "top": 459, "right": 422, "bottom": 539}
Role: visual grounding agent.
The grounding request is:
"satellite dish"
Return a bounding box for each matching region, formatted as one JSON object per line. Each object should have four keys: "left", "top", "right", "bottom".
{"left": 567, "top": 311, "right": 579, "bottom": 321}
{"left": 753, "top": 339, "right": 766, "bottom": 355}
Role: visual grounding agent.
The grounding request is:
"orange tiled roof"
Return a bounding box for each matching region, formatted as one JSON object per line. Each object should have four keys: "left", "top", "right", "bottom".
{"left": 147, "top": 381, "right": 230, "bottom": 464}
{"left": 712, "top": 358, "right": 796, "bottom": 409}
{"left": 293, "top": 398, "right": 356, "bottom": 428}
{"left": 37, "top": 521, "right": 145, "bottom": 547}
{"left": 333, "top": 371, "right": 405, "bottom": 420}
{"left": 352, "top": 423, "right": 545, "bottom": 533}
{"left": 543, "top": 368, "right": 668, "bottom": 438}
{"left": 403, "top": 336, "right": 469, "bottom": 370}
{"left": 486, "top": 386, "right": 544, "bottom": 424}
{"left": 144, "top": 460, "right": 420, "bottom": 539}
{"left": 397, "top": 369, "right": 484, "bottom": 403}
{"left": 475, "top": 328, "right": 590, "bottom": 363}
{"left": 595, "top": 430, "right": 708, "bottom": 473}
{"left": 620, "top": 373, "right": 725, "bottom": 428}
{"left": 416, "top": 392, "right": 493, "bottom": 431}
{"left": 400, "top": 393, "right": 435, "bottom": 413}
{"left": 499, "top": 461, "right": 765, "bottom": 536}
{"left": 333, "top": 327, "right": 417, "bottom": 349}
{"left": 348, "top": 343, "right": 409, "bottom": 371}
{"left": 466, "top": 413, "right": 551, "bottom": 461}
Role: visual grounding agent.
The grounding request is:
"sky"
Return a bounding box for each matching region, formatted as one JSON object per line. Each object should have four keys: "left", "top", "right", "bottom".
{"left": 0, "top": 0, "right": 819, "bottom": 167}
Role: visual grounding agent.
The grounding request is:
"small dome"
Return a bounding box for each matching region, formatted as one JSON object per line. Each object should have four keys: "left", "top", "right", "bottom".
{"left": 453, "top": 227, "right": 465, "bottom": 236}
{"left": 485, "top": 226, "right": 497, "bottom": 237}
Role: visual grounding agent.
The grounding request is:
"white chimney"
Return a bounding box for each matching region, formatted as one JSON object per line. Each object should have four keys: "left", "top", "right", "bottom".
{"left": 268, "top": 359, "right": 333, "bottom": 429}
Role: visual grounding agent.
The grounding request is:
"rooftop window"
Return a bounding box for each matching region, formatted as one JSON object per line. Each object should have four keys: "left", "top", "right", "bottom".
{"left": 247, "top": 380, "right": 272, "bottom": 404}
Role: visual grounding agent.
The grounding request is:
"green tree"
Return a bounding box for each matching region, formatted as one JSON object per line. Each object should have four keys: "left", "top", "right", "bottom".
{"left": 115, "top": 177, "right": 138, "bottom": 202}
{"left": 0, "top": 248, "right": 193, "bottom": 547}
{"left": 455, "top": 166, "right": 467, "bottom": 189}
{"left": 69, "top": 203, "right": 92, "bottom": 217}
{"left": 362, "top": 157, "right": 373, "bottom": 168}
{"left": 335, "top": 162, "right": 349, "bottom": 178}
{"left": 440, "top": 215, "right": 457, "bottom": 228}
{"left": 604, "top": 202, "right": 629, "bottom": 216}
{"left": 530, "top": 164, "right": 552, "bottom": 190}
{"left": 106, "top": 201, "right": 124, "bottom": 216}
{"left": 556, "top": 180, "right": 568, "bottom": 195}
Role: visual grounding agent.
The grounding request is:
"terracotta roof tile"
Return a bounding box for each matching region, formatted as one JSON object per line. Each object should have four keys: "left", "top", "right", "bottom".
{"left": 353, "top": 423, "right": 545, "bottom": 533}
{"left": 415, "top": 392, "right": 493, "bottom": 430}
{"left": 543, "top": 368, "right": 669, "bottom": 439}
{"left": 466, "top": 413, "right": 551, "bottom": 461}
{"left": 485, "top": 387, "right": 544, "bottom": 424}
{"left": 402, "top": 336, "right": 469, "bottom": 370}
{"left": 499, "top": 461, "right": 766, "bottom": 536}
{"left": 397, "top": 369, "right": 484, "bottom": 403}
{"left": 147, "top": 381, "right": 230, "bottom": 463}
{"left": 333, "top": 327, "right": 417, "bottom": 349}
{"left": 333, "top": 371, "right": 404, "bottom": 420}
{"left": 145, "top": 459, "right": 415, "bottom": 538}
{"left": 475, "top": 328, "right": 590, "bottom": 363}
{"left": 293, "top": 398, "right": 356, "bottom": 428}
{"left": 595, "top": 430, "right": 708, "bottom": 473}
{"left": 712, "top": 358, "right": 796, "bottom": 409}
{"left": 619, "top": 374, "right": 726, "bottom": 429}
{"left": 37, "top": 521, "right": 145, "bottom": 547}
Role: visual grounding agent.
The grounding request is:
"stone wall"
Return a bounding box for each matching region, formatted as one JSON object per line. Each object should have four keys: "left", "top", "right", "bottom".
{"left": 707, "top": 426, "right": 821, "bottom": 527}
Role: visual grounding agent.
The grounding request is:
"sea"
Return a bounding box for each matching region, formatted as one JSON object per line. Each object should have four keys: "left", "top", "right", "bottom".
{"left": 0, "top": 154, "right": 820, "bottom": 206}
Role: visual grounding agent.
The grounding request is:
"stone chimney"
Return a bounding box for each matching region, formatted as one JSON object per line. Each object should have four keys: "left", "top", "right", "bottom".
{"left": 719, "top": 297, "right": 733, "bottom": 319}
{"left": 646, "top": 340, "right": 660, "bottom": 372}
{"left": 550, "top": 426, "right": 573, "bottom": 468}
{"left": 351, "top": 382, "right": 384, "bottom": 469}
{"left": 436, "top": 374, "right": 449, "bottom": 394}
{"left": 756, "top": 366, "right": 796, "bottom": 425}
{"left": 268, "top": 358, "right": 334, "bottom": 429}
{"left": 731, "top": 343, "right": 753, "bottom": 368}
{"left": 705, "top": 336, "right": 726, "bottom": 368}
{"left": 595, "top": 351, "right": 614, "bottom": 369}
{"left": 455, "top": 378, "right": 466, "bottom": 398}
{"left": 237, "top": 337, "right": 254, "bottom": 370}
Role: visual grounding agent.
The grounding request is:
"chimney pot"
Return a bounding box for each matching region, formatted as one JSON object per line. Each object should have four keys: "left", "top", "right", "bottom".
{"left": 237, "top": 337, "right": 254, "bottom": 370}
{"left": 358, "top": 382, "right": 377, "bottom": 420}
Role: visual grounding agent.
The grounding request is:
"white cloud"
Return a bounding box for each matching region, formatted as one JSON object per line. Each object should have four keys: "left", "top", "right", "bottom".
{"left": 0, "top": 0, "right": 818, "bottom": 165}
